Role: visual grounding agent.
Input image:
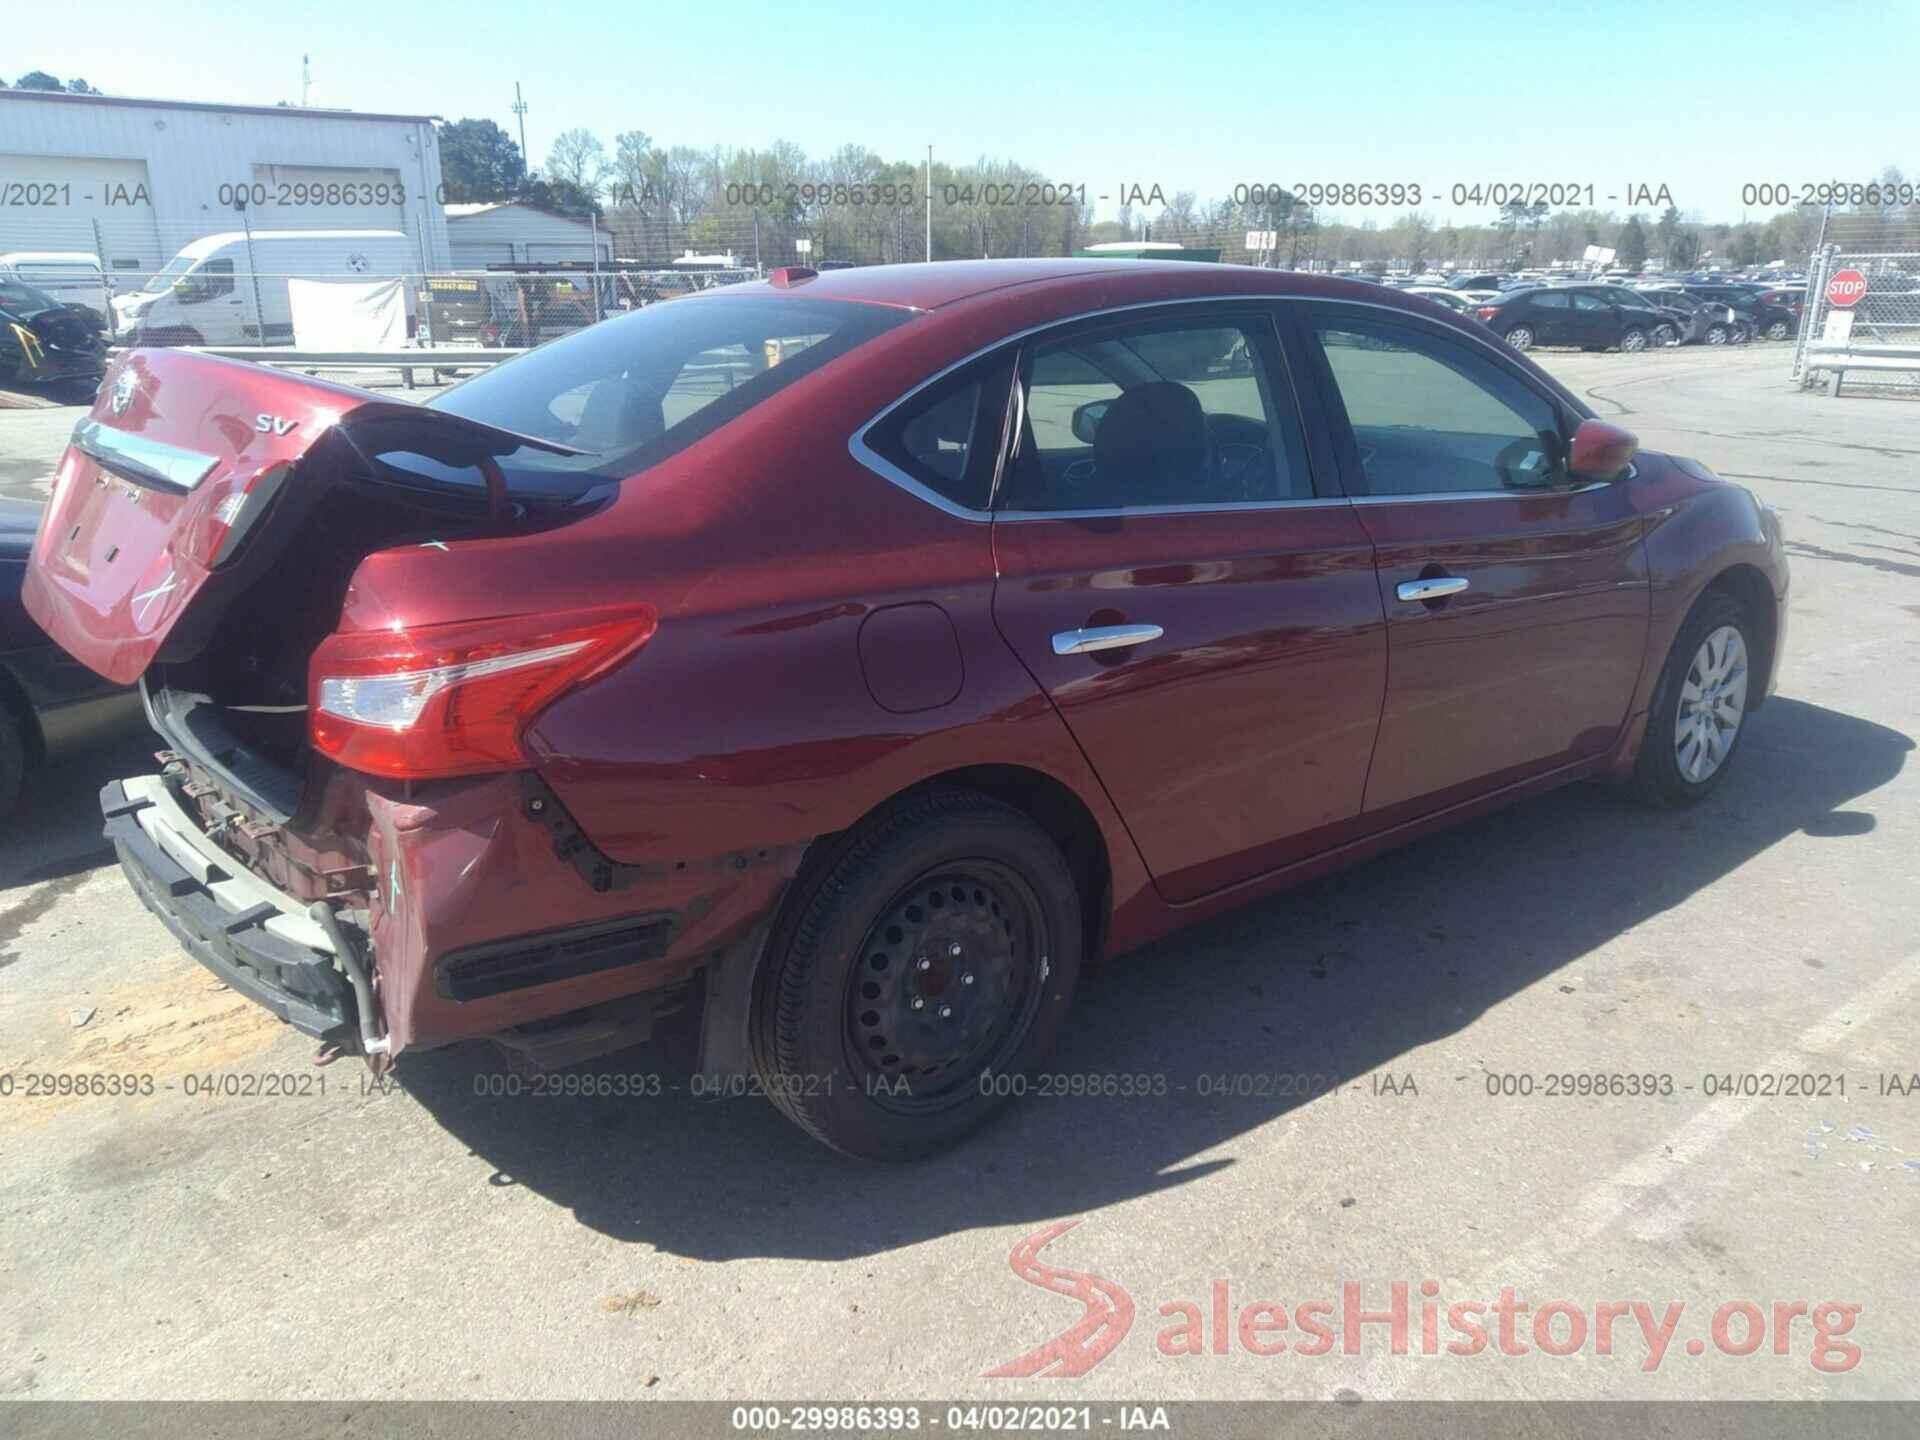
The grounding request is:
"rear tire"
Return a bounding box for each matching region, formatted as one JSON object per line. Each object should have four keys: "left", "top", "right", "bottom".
{"left": 1765, "top": 319, "right": 1791, "bottom": 341}
{"left": 752, "top": 789, "right": 1083, "bottom": 1160}
{"left": 1652, "top": 323, "right": 1680, "bottom": 348}
{"left": 1629, "top": 589, "right": 1756, "bottom": 808}
{"left": 1502, "top": 324, "right": 1535, "bottom": 351}
{"left": 1705, "top": 324, "right": 1729, "bottom": 345}
{"left": 0, "top": 705, "right": 27, "bottom": 823}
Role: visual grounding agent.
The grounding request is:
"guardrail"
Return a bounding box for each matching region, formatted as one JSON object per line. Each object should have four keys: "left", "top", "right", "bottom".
{"left": 106, "top": 345, "right": 528, "bottom": 388}
{"left": 1801, "top": 340, "right": 1920, "bottom": 397}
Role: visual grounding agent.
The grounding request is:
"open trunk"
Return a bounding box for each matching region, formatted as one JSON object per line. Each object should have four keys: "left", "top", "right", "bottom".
{"left": 26, "top": 350, "right": 613, "bottom": 829}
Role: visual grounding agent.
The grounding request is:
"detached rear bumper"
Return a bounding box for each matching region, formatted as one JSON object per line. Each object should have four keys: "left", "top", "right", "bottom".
{"left": 102, "top": 775, "right": 362, "bottom": 1049}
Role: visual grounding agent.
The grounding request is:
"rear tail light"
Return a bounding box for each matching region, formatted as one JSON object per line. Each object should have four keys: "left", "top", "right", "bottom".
{"left": 480, "top": 322, "right": 502, "bottom": 344}
{"left": 1475, "top": 306, "right": 1499, "bottom": 321}
{"left": 309, "top": 605, "right": 657, "bottom": 779}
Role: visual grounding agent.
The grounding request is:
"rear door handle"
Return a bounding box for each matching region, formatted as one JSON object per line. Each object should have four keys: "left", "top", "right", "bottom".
{"left": 1052, "top": 624, "right": 1163, "bottom": 656}
{"left": 1396, "top": 576, "right": 1470, "bottom": 602}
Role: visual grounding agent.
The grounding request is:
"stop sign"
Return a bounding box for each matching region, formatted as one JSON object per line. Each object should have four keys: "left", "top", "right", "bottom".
{"left": 1826, "top": 269, "right": 1868, "bottom": 308}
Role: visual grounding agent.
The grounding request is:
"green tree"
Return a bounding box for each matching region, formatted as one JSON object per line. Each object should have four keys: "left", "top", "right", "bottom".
{"left": 545, "top": 128, "right": 609, "bottom": 202}
{"left": 14, "top": 70, "right": 62, "bottom": 90}
{"left": 65, "top": 77, "right": 100, "bottom": 94}
{"left": 436, "top": 118, "right": 526, "bottom": 203}
{"left": 1617, "top": 214, "right": 1649, "bottom": 269}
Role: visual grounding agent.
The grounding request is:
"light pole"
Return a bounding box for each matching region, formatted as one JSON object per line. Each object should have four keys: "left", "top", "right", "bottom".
{"left": 925, "top": 145, "right": 933, "bottom": 262}
{"left": 512, "top": 83, "right": 530, "bottom": 175}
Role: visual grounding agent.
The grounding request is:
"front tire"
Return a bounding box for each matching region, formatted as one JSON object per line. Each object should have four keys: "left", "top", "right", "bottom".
{"left": 1652, "top": 323, "right": 1680, "bottom": 348}
{"left": 1705, "top": 324, "right": 1729, "bottom": 345}
{"left": 0, "top": 704, "right": 25, "bottom": 822}
{"left": 1618, "top": 327, "right": 1649, "bottom": 353}
{"left": 752, "top": 789, "right": 1083, "bottom": 1160}
{"left": 1630, "top": 589, "right": 1756, "bottom": 808}
{"left": 1765, "top": 319, "right": 1791, "bottom": 341}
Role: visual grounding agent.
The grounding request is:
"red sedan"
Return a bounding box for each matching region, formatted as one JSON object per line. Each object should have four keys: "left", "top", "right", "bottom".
{"left": 25, "top": 260, "right": 1789, "bottom": 1158}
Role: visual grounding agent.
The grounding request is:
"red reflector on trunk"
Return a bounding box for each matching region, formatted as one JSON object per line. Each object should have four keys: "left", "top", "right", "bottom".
{"left": 309, "top": 606, "right": 657, "bottom": 779}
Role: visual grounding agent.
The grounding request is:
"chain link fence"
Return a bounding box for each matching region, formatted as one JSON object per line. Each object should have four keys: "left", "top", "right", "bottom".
{"left": 1790, "top": 212, "right": 1920, "bottom": 395}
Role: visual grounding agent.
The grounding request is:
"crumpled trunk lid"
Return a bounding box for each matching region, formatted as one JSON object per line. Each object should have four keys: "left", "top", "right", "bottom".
{"left": 24, "top": 347, "right": 585, "bottom": 685}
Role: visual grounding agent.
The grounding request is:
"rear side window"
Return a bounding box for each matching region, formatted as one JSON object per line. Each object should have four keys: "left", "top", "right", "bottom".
{"left": 863, "top": 357, "right": 1014, "bottom": 512}
{"left": 1001, "top": 315, "right": 1313, "bottom": 512}
{"left": 1530, "top": 292, "right": 1571, "bottom": 310}
{"left": 430, "top": 295, "right": 909, "bottom": 476}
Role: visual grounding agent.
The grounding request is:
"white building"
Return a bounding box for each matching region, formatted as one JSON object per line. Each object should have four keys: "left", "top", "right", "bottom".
{"left": 0, "top": 88, "right": 451, "bottom": 286}
{"left": 444, "top": 201, "right": 612, "bottom": 268}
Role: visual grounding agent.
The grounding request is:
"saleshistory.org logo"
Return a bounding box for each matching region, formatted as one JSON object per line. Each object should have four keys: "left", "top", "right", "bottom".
{"left": 983, "top": 1222, "right": 1863, "bottom": 1377}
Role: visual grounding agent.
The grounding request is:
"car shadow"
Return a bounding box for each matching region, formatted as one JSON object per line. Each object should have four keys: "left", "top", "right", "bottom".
{"left": 0, "top": 730, "right": 154, "bottom": 890}
{"left": 390, "top": 696, "right": 1907, "bottom": 1260}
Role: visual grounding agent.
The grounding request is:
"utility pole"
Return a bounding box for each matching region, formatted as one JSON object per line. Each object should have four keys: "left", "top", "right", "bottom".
{"left": 512, "top": 82, "right": 530, "bottom": 176}
{"left": 300, "top": 54, "right": 311, "bottom": 106}
{"left": 925, "top": 145, "right": 933, "bottom": 262}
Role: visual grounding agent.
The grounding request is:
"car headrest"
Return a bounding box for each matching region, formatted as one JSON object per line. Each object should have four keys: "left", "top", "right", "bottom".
{"left": 1093, "top": 381, "right": 1209, "bottom": 502}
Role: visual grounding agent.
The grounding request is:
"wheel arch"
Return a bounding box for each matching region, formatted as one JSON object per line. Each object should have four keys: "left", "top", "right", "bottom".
{"left": 695, "top": 761, "right": 1116, "bottom": 1084}
{"left": 1704, "top": 562, "right": 1779, "bottom": 708}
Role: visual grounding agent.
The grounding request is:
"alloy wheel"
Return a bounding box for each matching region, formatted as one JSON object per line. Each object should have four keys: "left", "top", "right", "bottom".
{"left": 1674, "top": 625, "right": 1749, "bottom": 783}
{"left": 1504, "top": 325, "right": 1534, "bottom": 351}
{"left": 1620, "top": 328, "right": 1648, "bottom": 353}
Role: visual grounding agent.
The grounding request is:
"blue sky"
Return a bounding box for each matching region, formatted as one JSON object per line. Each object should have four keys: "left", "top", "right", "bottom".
{"left": 11, "top": 0, "right": 1917, "bottom": 224}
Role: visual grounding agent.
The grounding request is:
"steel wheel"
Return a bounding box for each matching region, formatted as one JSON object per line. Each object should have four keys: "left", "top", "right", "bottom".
{"left": 1503, "top": 324, "right": 1535, "bottom": 351}
{"left": 844, "top": 860, "right": 1047, "bottom": 1115}
{"left": 1674, "top": 625, "right": 1749, "bottom": 783}
{"left": 1620, "top": 327, "right": 1649, "bottom": 353}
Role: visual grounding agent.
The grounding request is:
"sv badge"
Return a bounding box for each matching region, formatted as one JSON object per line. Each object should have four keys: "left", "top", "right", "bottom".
{"left": 255, "top": 414, "right": 298, "bottom": 436}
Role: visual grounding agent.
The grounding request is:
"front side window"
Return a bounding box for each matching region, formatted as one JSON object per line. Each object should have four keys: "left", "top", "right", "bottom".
{"left": 178, "top": 259, "right": 234, "bottom": 305}
{"left": 1001, "top": 315, "right": 1311, "bottom": 512}
{"left": 1313, "top": 318, "right": 1568, "bottom": 496}
{"left": 1571, "top": 291, "right": 1607, "bottom": 312}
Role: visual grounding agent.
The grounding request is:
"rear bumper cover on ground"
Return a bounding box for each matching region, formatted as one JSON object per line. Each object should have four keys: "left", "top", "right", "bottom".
{"left": 101, "top": 775, "right": 359, "bottom": 1047}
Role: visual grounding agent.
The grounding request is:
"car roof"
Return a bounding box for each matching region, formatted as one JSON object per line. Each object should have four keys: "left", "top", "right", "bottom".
{"left": 719, "top": 258, "right": 1454, "bottom": 314}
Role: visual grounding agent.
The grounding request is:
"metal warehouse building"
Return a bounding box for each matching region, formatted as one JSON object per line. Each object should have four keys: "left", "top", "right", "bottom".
{"left": 0, "top": 88, "right": 451, "bottom": 283}
{"left": 444, "top": 201, "right": 612, "bottom": 268}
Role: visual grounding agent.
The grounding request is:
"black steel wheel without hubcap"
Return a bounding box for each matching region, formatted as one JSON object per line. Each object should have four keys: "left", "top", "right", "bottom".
{"left": 844, "top": 860, "right": 1047, "bottom": 1114}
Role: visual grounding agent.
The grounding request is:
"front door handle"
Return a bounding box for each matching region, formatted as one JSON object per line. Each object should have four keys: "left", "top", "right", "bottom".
{"left": 1052, "top": 623, "right": 1163, "bottom": 656}
{"left": 1396, "top": 576, "right": 1470, "bottom": 603}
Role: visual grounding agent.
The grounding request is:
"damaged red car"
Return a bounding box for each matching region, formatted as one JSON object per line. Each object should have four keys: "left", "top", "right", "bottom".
{"left": 24, "top": 260, "right": 1788, "bottom": 1158}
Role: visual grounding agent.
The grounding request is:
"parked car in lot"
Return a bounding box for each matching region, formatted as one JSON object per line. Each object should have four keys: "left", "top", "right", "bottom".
{"left": 1675, "top": 284, "right": 1799, "bottom": 341}
{"left": 0, "top": 499, "right": 140, "bottom": 818}
{"left": 1472, "top": 284, "right": 1659, "bottom": 351}
{"left": 0, "top": 252, "right": 113, "bottom": 333}
{"left": 24, "top": 260, "right": 1789, "bottom": 1158}
{"left": 1446, "top": 272, "right": 1508, "bottom": 290}
{"left": 1399, "top": 285, "right": 1477, "bottom": 314}
{"left": 1635, "top": 287, "right": 1749, "bottom": 346}
{"left": 0, "top": 278, "right": 109, "bottom": 395}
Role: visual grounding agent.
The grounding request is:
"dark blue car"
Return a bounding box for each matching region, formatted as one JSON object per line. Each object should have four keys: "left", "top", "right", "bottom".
{"left": 0, "top": 498, "right": 140, "bottom": 816}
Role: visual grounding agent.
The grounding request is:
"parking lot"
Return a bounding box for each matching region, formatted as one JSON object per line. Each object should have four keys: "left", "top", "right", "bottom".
{"left": 0, "top": 342, "right": 1915, "bottom": 1402}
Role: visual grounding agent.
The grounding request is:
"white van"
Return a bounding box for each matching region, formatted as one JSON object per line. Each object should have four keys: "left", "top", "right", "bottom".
{"left": 0, "top": 252, "right": 112, "bottom": 329}
{"left": 111, "top": 230, "right": 420, "bottom": 346}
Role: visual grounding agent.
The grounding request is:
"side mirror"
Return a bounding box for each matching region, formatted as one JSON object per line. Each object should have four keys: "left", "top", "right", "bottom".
{"left": 1070, "top": 399, "right": 1111, "bottom": 446}
{"left": 1568, "top": 418, "right": 1638, "bottom": 483}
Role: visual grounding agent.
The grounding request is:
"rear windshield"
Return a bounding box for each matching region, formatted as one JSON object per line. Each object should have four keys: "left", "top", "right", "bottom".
{"left": 428, "top": 293, "right": 910, "bottom": 477}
